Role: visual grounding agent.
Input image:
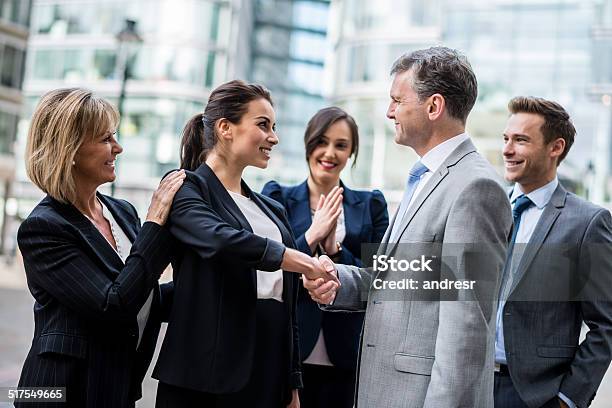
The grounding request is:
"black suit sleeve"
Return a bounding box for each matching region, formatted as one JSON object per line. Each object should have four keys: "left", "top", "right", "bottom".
{"left": 560, "top": 209, "right": 612, "bottom": 408}
{"left": 170, "top": 178, "right": 286, "bottom": 271}
{"left": 18, "top": 217, "right": 172, "bottom": 322}
{"left": 159, "top": 281, "right": 174, "bottom": 323}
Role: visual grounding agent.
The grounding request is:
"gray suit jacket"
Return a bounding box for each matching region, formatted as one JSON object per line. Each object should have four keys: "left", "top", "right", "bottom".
{"left": 502, "top": 184, "right": 612, "bottom": 408}
{"left": 328, "top": 139, "right": 512, "bottom": 408}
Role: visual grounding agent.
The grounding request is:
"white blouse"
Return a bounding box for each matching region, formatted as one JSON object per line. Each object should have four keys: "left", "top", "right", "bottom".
{"left": 228, "top": 191, "right": 284, "bottom": 302}
{"left": 99, "top": 199, "right": 154, "bottom": 349}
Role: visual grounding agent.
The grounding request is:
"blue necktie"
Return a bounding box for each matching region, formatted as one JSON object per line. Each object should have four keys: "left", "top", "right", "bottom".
{"left": 499, "top": 194, "right": 533, "bottom": 297}
{"left": 389, "top": 161, "right": 429, "bottom": 241}
{"left": 509, "top": 195, "right": 533, "bottom": 249}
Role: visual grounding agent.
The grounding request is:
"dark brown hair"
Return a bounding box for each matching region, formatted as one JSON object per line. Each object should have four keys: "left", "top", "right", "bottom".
{"left": 180, "top": 79, "right": 273, "bottom": 170}
{"left": 304, "top": 107, "right": 359, "bottom": 168}
{"left": 390, "top": 46, "right": 477, "bottom": 124}
{"left": 508, "top": 96, "right": 576, "bottom": 164}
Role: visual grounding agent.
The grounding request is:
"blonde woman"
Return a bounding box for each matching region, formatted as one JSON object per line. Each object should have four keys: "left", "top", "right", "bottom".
{"left": 16, "top": 88, "right": 184, "bottom": 408}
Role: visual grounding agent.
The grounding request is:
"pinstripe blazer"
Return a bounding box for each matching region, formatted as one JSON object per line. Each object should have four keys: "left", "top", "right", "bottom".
{"left": 16, "top": 193, "right": 174, "bottom": 408}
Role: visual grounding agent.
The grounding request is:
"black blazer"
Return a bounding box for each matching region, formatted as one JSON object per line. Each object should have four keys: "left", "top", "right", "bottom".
{"left": 152, "top": 164, "right": 302, "bottom": 395}
{"left": 262, "top": 180, "right": 388, "bottom": 370}
{"left": 16, "top": 193, "right": 173, "bottom": 408}
{"left": 503, "top": 184, "right": 612, "bottom": 408}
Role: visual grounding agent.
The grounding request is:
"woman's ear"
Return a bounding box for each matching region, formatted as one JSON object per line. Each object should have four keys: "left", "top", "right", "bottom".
{"left": 216, "top": 118, "right": 233, "bottom": 141}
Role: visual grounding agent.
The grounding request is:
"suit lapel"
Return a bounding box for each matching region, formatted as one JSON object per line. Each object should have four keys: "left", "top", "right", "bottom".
{"left": 385, "top": 139, "right": 477, "bottom": 256}
{"left": 48, "top": 196, "right": 125, "bottom": 275}
{"left": 195, "top": 164, "right": 253, "bottom": 232}
{"left": 341, "top": 182, "right": 364, "bottom": 245}
{"left": 98, "top": 193, "right": 138, "bottom": 242}
{"left": 509, "top": 184, "right": 567, "bottom": 295}
{"left": 286, "top": 181, "right": 312, "bottom": 236}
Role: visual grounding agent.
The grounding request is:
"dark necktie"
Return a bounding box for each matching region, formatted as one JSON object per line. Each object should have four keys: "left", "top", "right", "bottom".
{"left": 499, "top": 194, "right": 534, "bottom": 298}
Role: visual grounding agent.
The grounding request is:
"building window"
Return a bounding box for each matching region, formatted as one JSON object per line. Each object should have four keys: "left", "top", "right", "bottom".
{"left": 0, "top": 110, "right": 18, "bottom": 154}
{"left": 0, "top": 44, "right": 24, "bottom": 89}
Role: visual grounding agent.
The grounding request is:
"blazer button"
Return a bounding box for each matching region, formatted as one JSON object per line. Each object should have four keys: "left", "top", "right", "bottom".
{"left": 504, "top": 311, "right": 512, "bottom": 316}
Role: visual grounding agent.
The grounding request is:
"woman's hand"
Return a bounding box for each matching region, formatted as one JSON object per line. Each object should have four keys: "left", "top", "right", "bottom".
{"left": 287, "top": 389, "right": 300, "bottom": 408}
{"left": 322, "top": 220, "right": 338, "bottom": 255}
{"left": 145, "top": 170, "right": 186, "bottom": 225}
{"left": 304, "top": 186, "right": 343, "bottom": 249}
{"left": 281, "top": 248, "right": 340, "bottom": 285}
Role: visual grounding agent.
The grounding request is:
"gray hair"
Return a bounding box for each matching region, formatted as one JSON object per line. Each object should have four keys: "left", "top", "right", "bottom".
{"left": 390, "top": 47, "right": 477, "bottom": 123}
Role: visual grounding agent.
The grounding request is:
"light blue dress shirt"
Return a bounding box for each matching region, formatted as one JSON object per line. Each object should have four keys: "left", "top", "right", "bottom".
{"left": 494, "top": 177, "right": 575, "bottom": 408}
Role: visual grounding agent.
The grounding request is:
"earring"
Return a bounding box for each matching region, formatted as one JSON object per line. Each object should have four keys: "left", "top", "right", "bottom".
{"left": 72, "top": 160, "right": 75, "bottom": 166}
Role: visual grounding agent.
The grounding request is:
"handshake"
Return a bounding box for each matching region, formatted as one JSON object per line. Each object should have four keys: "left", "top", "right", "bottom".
{"left": 303, "top": 255, "right": 341, "bottom": 305}
{"left": 281, "top": 249, "right": 341, "bottom": 305}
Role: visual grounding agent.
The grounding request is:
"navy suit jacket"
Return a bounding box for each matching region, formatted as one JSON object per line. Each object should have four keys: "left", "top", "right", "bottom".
{"left": 153, "top": 164, "right": 302, "bottom": 397}
{"left": 262, "top": 180, "right": 388, "bottom": 370}
{"left": 17, "top": 193, "right": 173, "bottom": 408}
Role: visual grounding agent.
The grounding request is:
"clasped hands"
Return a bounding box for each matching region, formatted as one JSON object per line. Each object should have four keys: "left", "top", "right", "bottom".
{"left": 305, "top": 186, "right": 343, "bottom": 255}
{"left": 303, "top": 255, "right": 340, "bottom": 305}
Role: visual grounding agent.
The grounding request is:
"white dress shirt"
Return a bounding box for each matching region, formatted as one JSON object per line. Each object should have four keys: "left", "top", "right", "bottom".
{"left": 228, "top": 191, "right": 284, "bottom": 302}
{"left": 407, "top": 132, "right": 470, "bottom": 210}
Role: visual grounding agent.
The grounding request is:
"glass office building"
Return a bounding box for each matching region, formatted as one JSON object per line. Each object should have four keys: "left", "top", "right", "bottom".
{"left": 17, "top": 0, "right": 333, "bottom": 206}
{"left": 17, "top": 0, "right": 246, "bottom": 209}
{"left": 247, "top": 0, "right": 331, "bottom": 186}
{"left": 0, "top": 0, "right": 30, "bottom": 166}
{"left": 328, "top": 0, "right": 608, "bottom": 205}
{"left": 0, "top": 0, "right": 32, "bottom": 253}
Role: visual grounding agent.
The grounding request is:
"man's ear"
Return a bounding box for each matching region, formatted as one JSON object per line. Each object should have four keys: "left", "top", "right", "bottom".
{"left": 550, "top": 137, "right": 566, "bottom": 161}
{"left": 428, "top": 94, "right": 445, "bottom": 120}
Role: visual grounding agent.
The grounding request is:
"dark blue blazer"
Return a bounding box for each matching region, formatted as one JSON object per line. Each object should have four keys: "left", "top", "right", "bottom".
{"left": 262, "top": 180, "right": 388, "bottom": 370}
{"left": 16, "top": 193, "right": 174, "bottom": 408}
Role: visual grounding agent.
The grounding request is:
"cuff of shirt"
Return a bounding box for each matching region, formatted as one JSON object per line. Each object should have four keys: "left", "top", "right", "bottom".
{"left": 558, "top": 392, "right": 577, "bottom": 408}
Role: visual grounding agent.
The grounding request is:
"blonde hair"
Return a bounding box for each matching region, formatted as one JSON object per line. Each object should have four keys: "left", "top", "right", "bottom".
{"left": 25, "top": 88, "right": 119, "bottom": 203}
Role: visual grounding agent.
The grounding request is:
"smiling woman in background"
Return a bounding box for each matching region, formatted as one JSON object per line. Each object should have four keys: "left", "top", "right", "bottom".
{"left": 16, "top": 88, "right": 184, "bottom": 407}
{"left": 262, "top": 107, "right": 389, "bottom": 408}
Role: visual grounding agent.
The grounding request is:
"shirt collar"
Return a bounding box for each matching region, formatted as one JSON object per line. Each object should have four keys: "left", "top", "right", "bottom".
{"left": 419, "top": 132, "right": 470, "bottom": 173}
{"left": 510, "top": 177, "right": 558, "bottom": 209}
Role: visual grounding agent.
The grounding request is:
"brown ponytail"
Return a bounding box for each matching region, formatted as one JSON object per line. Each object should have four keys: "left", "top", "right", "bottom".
{"left": 179, "top": 79, "right": 273, "bottom": 171}
{"left": 180, "top": 113, "right": 205, "bottom": 171}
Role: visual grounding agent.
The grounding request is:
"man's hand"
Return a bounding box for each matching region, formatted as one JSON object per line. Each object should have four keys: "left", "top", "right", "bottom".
{"left": 558, "top": 398, "right": 569, "bottom": 408}
{"left": 303, "top": 255, "right": 339, "bottom": 304}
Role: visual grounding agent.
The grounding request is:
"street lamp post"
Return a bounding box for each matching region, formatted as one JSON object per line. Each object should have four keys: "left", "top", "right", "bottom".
{"left": 111, "top": 19, "right": 143, "bottom": 196}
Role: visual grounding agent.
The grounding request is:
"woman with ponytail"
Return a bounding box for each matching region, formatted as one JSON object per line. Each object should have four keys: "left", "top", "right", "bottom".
{"left": 153, "top": 80, "right": 337, "bottom": 407}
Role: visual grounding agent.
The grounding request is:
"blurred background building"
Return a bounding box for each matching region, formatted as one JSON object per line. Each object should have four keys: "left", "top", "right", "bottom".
{"left": 0, "top": 0, "right": 31, "bottom": 254}
{"left": 1, "top": 0, "right": 612, "bottom": 250}
{"left": 247, "top": 0, "right": 330, "bottom": 185}
{"left": 327, "top": 0, "right": 611, "bottom": 204}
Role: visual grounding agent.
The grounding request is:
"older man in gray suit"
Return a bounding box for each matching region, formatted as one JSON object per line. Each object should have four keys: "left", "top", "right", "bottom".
{"left": 305, "top": 47, "right": 512, "bottom": 407}
{"left": 494, "top": 97, "right": 612, "bottom": 408}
